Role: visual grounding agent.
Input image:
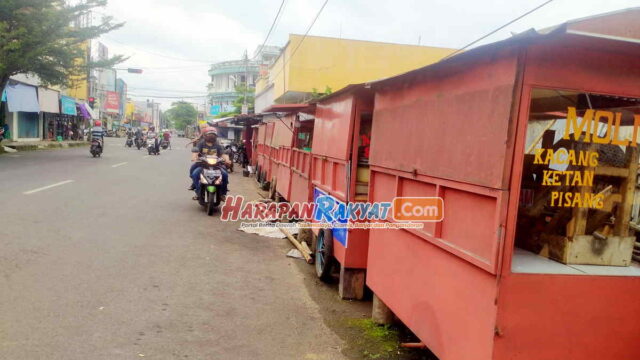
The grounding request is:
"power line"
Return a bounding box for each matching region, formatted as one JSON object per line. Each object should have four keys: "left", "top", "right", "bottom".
{"left": 269, "top": 0, "right": 329, "bottom": 82}
{"left": 128, "top": 93, "right": 208, "bottom": 99}
{"left": 128, "top": 87, "right": 206, "bottom": 93}
{"left": 128, "top": 64, "right": 210, "bottom": 70}
{"left": 440, "top": 0, "right": 556, "bottom": 61}
{"left": 252, "top": 0, "right": 287, "bottom": 60}
{"left": 103, "top": 37, "right": 212, "bottom": 63}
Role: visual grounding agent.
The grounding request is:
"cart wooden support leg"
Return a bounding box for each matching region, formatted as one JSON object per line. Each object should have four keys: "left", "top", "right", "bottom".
{"left": 372, "top": 293, "right": 394, "bottom": 325}
{"left": 339, "top": 267, "right": 365, "bottom": 300}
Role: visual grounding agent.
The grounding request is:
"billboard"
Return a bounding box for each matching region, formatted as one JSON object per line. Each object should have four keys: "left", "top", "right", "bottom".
{"left": 105, "top": 91, "right": 120, "bottom": 113}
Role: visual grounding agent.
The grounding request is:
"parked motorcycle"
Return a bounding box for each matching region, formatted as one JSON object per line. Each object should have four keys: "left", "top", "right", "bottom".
{"left": 134, "top": 137, "right": 144, "bottom": 150}
{"left": 224, "top": 145, "right": 235, "bottom": 173}
{"left": 235, "top": 143, "right": 249, "bottom": 168}
{"left": 195, "top": 155, "right": 226, "bottom": 216}
{"left": 147, "top": 138, "right": 159, "bottom": 155}
{"left": 90, "top": 139, "right": 103, "bottom": 157}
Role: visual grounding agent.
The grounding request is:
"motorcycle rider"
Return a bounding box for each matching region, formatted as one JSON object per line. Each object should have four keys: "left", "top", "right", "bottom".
{"left": 134, "top": 127, "right": 143, "bottom": 147}
{"left": 162, "top": 129, "right": 171, "bottom": 149}
{"left": 146, "top": 125, "right": 160, "bottom": 153}
{"left": 189, "top": 127, "right": 230, "bottom": 199}
{"left": 91, "top": 120, "right": 105, "bottom": 150}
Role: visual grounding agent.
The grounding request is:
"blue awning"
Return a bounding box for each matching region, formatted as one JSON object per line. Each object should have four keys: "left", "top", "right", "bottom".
{"left": 5, "top": 82, "right": 39, "bottom": 112}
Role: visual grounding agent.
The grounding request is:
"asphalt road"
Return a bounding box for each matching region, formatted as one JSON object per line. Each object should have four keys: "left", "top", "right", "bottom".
{"left": 0, "top": 137, "right": 345, "bottom": 360}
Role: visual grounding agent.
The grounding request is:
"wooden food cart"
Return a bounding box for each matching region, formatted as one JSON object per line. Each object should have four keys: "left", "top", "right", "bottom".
{"left": 366, "top": 28, "right": 640, "bottom": 360}
{"left": 309, "top": 85, "right": 376, "bottom": 299}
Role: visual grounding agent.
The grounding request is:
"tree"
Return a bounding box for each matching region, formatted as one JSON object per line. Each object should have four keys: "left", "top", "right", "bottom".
{"left": 0, "top": 0, "right": 125, "bottom": 91}
{"left": 310, "top": 86, "right": 332, "bottom": 100}
{"left": 165, "top": 101, "right": 197, "bottom": 131}
{"left": 233, "top": 84, "right": 255, "bottom": 114}
{"left": 160, "top": 111, "right": 173, "bottom": 130}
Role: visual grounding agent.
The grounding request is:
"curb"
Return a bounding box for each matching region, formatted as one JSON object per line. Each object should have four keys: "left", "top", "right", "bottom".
{"left": 3, "top": 142, "right": 90, "bottom": 153}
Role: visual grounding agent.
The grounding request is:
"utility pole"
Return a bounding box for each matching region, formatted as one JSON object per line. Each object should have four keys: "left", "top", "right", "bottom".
{"left": 243, "top": 50, "right": 248, "bottom": 114}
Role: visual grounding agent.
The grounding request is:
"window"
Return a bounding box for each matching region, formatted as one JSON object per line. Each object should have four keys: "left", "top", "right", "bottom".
{"left": 513, "top": 88, "right": 640, "bottom": 275}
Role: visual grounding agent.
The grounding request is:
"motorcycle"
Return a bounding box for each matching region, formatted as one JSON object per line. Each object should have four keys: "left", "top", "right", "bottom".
{"left": 125, "top": 137, "right": 133, "bottom": 148}
{"left": 147, "top": 137, "right": 159, "bottom": 155}
{"left": 235, "top": 144, "right": 249, "bottom": 168}
{"left": 90, "top": 139, "right": 103, "bottom": 157}
{"left": 160, "top": 138, "right": 170, "bottom": 150}
{"left": 195, "top": 155, "right": 226, "bottom": 216}
{"left": 224, "top": 145, "right": 235, "bottom": 173}
{"left": 134, "top": 137, "right": 144, "bottom": 150}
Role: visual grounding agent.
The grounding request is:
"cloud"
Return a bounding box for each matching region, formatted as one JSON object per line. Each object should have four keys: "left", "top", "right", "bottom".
{"left": 97, "top": 0, "right": 639, "bottom": 110}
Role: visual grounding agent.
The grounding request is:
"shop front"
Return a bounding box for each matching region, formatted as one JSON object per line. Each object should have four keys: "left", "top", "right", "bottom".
{"left": 3, "top": 81, "right": 41, "bottom": 141}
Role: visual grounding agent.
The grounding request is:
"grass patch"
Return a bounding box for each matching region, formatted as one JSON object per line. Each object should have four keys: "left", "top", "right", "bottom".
{"left": 346, "top": 319, "right": 400, "bottom": 359}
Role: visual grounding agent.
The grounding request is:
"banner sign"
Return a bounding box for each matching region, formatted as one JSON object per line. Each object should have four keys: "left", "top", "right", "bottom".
{"left": 105, "top": 91, "right": 120, "bottom": 113}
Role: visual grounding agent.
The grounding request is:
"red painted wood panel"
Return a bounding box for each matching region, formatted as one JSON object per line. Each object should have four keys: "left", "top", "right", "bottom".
{"left": 312, "top": 94, "right": 355, "bottom": 160}
{"left": 494, "top": 274, "right": 640, "bottom": 360}
{"left": 367, "top": 228, "right": 497, "bottom": 360}
{"left": 271, "top": 115, "right": 295, "bottom": 147}
{"left": 370, "top": 49, "right": 519, "bottom": 190}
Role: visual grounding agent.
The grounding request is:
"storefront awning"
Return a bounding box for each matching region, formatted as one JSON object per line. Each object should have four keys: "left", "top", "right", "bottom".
{"left": 84, "top": 103, "right": 99, "bottom": 120}
{"left": 78, "top": 103, "right": 91, "bottom": 119}
{"left": 5, "top": 82, "right": 40, "bottom": 113}
{"left": 61, "top": 96, "right": 77, "bottom": 115}
{"left": 38, "top": 88, "right": 60, "bottom": 114}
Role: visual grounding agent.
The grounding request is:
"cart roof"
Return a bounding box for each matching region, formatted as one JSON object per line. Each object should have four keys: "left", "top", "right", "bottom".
{"left": 261, "top": 103, "right": 315, "bottom": 114}
{"left": 367, "top": 23, "right": 640, "bottom": 90}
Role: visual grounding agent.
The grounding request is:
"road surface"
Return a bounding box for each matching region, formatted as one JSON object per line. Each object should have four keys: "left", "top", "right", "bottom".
{"left": 0, "top": 137, "right": 345, "bottom": 359}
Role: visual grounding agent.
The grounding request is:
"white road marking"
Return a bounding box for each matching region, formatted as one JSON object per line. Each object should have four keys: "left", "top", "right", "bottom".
{"left": 23, "top": 180, "right": 74, "bottom": 195}
{"left": 143, "top": 155, "right": 149, "bottom": 159}
{"left": 111, "top": 162, "right": 128, "bottom": 168}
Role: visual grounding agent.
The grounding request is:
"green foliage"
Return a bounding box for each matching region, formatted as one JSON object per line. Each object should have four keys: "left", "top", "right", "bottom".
{"left": 233, "top": 84, "right": 255, "bottom": 113}
{"left": 160, "top": 111, "right": 173, "bottom": 129}
{"left": 215, "top": 110, "right": 237, "bottom": 119}
{"left": 165, "top": 101, "right": 197, "bottom": 130}
{"left": 310, "top": 85, "right": 333, "bottom": 100}
{"left": 0, "top": 0, "right": 125, "bottom": 89}
{"left": 347, "top": 319, "right": 400, "bottom": 359}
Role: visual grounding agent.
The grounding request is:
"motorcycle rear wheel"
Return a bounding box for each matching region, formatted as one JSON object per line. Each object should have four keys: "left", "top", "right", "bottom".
{"left": 207, "top": 192, "right": 217, "bottom": 216}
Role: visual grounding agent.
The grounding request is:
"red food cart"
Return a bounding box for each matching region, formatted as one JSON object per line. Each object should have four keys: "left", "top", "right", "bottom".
{"left": 288, "top": 110, "right": 315, "bottom": 205}
{"left": 257, "top": 105, "right": 316, "bottom": 202}
{"left": 250, "top": 124, "right": 259, "bottom": 168}
{"left": 366, "top": 28, "right": 640, "bottom": 359}
{"left": 309, "top": 85, "right": 376, "bottom": 299}
{"left": 255, "top": 121, "right": 272, "bottom": 188}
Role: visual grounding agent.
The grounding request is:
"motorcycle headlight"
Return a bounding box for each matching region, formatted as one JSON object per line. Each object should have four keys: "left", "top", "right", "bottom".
{"left": 206, "top": 158, "right": 217, "bottom": 165}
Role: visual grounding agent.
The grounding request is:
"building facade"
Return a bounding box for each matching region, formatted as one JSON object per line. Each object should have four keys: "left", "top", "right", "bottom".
{"left": 207, "top": 46, "right": 280, "bottom": 115}
{"left": 254, "top": 35, "right": 458, "bottom": 113}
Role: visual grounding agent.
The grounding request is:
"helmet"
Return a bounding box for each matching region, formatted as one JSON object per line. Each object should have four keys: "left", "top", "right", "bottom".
{"left": 150, "top": 125, "right": 155, "bottom": 131}
{"left": 95, "top": 120, "right": 102, "bottom": 127}
{"left": 203, "top": 127, "right": 217, "bottom": 141}
{"left": 203, "top": 127, "right": 217, "bottom": 136}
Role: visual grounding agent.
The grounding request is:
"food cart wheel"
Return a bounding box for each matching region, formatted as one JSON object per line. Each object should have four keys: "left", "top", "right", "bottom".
{"left": 315, "top": 229, "right": 335, "bottom": 282}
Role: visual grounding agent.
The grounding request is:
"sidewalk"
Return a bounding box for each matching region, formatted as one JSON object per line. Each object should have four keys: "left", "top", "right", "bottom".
{"left": 1, "top": 140, "right": 89, "bottom": 153}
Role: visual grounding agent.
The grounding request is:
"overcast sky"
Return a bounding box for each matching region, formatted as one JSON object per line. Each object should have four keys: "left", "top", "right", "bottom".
{"left": 97, "top": 0, "right": 639, "bottom": 110}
